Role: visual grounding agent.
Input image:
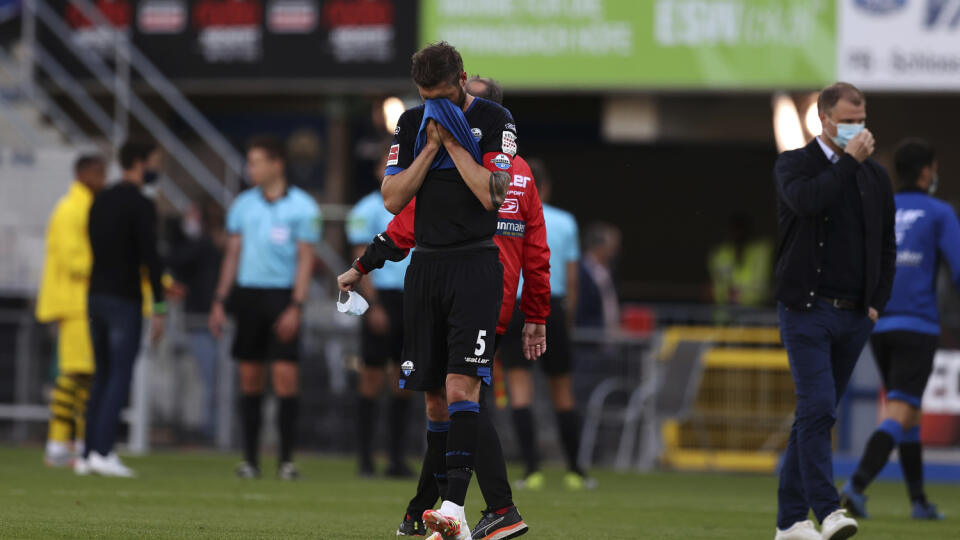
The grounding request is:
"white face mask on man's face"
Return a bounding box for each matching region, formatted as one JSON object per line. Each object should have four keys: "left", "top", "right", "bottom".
{"left": 826, "top": 118, "right": 865, "bottom": 148}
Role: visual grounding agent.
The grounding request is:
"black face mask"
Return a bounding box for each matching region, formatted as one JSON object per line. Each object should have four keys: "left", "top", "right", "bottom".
{"left": 144, "top": 170, "right": 159, "bottom": 185}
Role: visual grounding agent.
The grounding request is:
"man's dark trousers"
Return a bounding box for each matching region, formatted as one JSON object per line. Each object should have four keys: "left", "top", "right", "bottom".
{"left": 84, "top": 294, "right": 143, "bottom": 457}
{"left": 777, "top": 299, "right": 873, "bottom": 528}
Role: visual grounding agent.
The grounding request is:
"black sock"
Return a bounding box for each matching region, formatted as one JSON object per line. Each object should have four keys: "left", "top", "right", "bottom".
{"left": 446, "top": 402, "right": 480, "bottom": 506}
{"left": 278, "top": 397, "right": 299, "bottom": 464}
{"left": 388, "top": 396, "right": 412, "bottom": 467}
{"left": 511, "top": 406, "right": 539, "bottom": 476}
{"left": 851, "top": 422, "right": 900, "bottom": 493}
{"left": 556, "top": 409, "right": 585, "bottom": 476}
{"left": 900, "top": 442, "right": 926, "bottom": 503}
{"left": 476, "top": 388, "right": 513, "bottom": 511}
{"left": 240, "top": 394, "right": 263, "bottom": 466}
{"left": 357, "top": 396, "right": 376, "bottom": 467}
{"left": 407, "top": 426, "right": 447, "bottom": 517}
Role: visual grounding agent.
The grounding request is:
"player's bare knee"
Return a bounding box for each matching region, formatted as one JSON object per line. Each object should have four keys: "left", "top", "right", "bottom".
{"left": 550, "top": 389, "right": 575, "bottom": 411}
{"left": 424, "top": 391, "right": 449, "bottom": 421}
{"left": 239, "top": 363, "right": 266, "bottom": 394}
{"left": 507, "top": 369, "right": 533, "bottom": 406}
{"left": 549, "top": 375, "right": 575, "bottom": 410}
{"left": 885, "top": 400, "right": 915, "bottom": 427}
{"left": 271, "top": 362, "right": 299, "bottom": 397}
{"left": 445, "top": 374, "right": 481, "bottom": 404}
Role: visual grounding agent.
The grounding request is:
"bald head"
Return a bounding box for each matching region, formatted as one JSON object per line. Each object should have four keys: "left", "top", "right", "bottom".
{"left": 466, "top": 76, "right": 504, "bottom": 104}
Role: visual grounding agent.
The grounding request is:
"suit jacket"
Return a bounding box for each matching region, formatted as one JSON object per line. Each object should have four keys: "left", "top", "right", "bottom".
{"left": 773, "top": 138, "right": 896, "bottom": 311}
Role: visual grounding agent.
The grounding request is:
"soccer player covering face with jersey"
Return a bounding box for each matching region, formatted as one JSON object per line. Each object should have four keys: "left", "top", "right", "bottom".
{"left": 378, "top": 41, "right": 516, "bottom": 539}
{"left": 340, "top": 75, "right": 543, "bottom": 539}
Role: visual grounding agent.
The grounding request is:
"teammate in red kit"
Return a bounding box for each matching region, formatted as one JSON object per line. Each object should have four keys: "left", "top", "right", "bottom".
{"left": 339, "top": 76, "right": 548, "bottom": 540}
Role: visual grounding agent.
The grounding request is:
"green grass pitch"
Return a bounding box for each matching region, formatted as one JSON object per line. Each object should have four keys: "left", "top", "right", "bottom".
{"left": 0, "top": 447, "right": 956, "bottom": 539}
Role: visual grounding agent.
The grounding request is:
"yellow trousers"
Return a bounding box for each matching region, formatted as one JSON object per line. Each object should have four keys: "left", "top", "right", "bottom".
{"left": 47, "top": 317, "right": 94, "bottom": 445}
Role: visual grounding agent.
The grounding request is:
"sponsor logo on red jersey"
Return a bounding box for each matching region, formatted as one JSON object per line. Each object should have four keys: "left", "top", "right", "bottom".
{"left": 496, "top": 218, "right": 526, "bottom": 238}
{"left": 499, "top": 198, "right": 519, "bottom": 214}
{"left": 387, "top": 144, "right": 399, "bottom": 166}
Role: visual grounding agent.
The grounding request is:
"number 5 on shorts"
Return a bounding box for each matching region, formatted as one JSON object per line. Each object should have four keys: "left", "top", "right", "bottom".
{"left": 475, "top": 330, "right": 487, "bottom": 356}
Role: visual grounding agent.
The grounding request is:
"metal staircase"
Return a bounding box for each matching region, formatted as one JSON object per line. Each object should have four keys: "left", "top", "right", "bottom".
{"left": 0, "top": 0, "right": 252, "bottom": 294}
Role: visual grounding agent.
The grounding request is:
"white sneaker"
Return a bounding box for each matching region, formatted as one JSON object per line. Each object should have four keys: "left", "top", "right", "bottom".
{"left": 423, "top": 501, "right": 471, "bottom": 540}
{"left": 88, "top": 452, "right": 136, "bottom": 478}
{"left": 775, "top": 520, "right": 820, "bottom": 540}
{"left": 73, "top": 457, "right": 91, "bottom": 476}
{"left": 44, "top": 441, "right": 73, "bottom": 467}
{"left": 820, "top": 509, "right": 857, "bottom": 540}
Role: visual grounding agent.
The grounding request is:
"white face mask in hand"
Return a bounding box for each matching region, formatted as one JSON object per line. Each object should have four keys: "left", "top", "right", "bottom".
{"left": 337, "top": 291, "right": 369, "bottom": 316}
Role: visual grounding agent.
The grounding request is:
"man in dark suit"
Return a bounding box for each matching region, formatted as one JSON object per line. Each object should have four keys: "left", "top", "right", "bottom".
{"left": 576, "top": 222, "right": 621, "bottom": 330}
{"left": 772, "top": 82, "right": 896, "bottom": 540}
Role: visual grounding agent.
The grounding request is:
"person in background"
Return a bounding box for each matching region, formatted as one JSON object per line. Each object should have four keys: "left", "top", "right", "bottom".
{"left": 772, "top": 82, "right": 895, "bottom": 540}
{"left": 708, "top": 214, "right": 773, "bottom": 307}
{"left": 208, "top": 135, "right": 320, "bottom": 480}
{"left": 36, "top": 153, "right": 107, "bottom": 467}
{"left": 498, "top": 158, "right": 594, "bottom": 491}
{"left": 576, "top": 222, "right": 621, "bottom": 330}
{"left": 840, "top": 139, "right": 951, "bottom": 521}
{"left": 79, "top": 141, "right": 166, "bottom": 478}
{"left": 286, "top": 129, "right": 325, "bottom": 196}
{"left": 167, "top": 201, "right": 225, "bottom": 443}
{"left": 346, "top": 149, "right": 414, "bottom": 478}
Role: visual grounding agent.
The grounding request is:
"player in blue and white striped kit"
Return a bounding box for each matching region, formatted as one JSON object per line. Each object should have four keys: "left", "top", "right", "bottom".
{"left": 841, "top": 139, "right": 956, "bottom": 521}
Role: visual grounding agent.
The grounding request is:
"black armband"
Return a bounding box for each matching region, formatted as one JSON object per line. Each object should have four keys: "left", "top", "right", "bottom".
{"left": 357, "top": 232, "right": 408, "bottom": 274}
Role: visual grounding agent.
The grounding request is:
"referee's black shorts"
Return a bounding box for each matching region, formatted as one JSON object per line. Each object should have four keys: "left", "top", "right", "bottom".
{"left": 229, "top": 287, "right": 300, "bottom": 362}
{"left": 499, "top": 297, "right": 572, "bottom": 376}
{"left": 399, "top": 247, "right": 503, "bottom": 392}
{"left": 360, "top": 289, "right": 404, "bottom": 367}
{"left": 870, "top": 330, "right": 938, "bottom": 407}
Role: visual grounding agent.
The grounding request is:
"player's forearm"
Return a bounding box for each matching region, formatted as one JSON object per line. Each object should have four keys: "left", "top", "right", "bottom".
{"left": 213, "top": 239, "right": 240, "bottom": 303}
{"left": 446, "top": 143, "right": 508, "bottom": 211}
{"left": 382, "top": 145, "right": 439, "bottom": 214}
{"left": 291, "top": 243, "right": 314, "bottom": 305}
{"left": 351, "top": 246, "right": 379, "bottom": 303}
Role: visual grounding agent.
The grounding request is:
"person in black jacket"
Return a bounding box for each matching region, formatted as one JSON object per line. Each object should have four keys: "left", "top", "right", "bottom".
{"left": 576, "top": 222, "right": 621, "bottom": 330}
{"left": 79, "top": 141, "right": 166, "bottom": 478}
{"left": 167, "top": 202, "right": 225, "bottom": 443}
{"left": 772, "top": 82, "right": 896, "bottom": 540}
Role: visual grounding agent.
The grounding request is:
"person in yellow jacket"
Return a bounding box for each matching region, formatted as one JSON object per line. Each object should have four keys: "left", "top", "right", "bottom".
{"left": 709, "top": 214, "right": 773, "bottom": 308}
{"left": 35, "top": 154, "right": 107, "bottom": 466}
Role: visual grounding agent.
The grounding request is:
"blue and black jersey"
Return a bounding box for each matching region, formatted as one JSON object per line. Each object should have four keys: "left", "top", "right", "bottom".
{"left": 875, "top": 189, "right": 960, "bottom": 335}
{"left": 385, "top": 97, "right": 517, "bottom": 249}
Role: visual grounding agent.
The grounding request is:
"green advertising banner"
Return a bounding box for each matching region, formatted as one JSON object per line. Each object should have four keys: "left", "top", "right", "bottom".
{"left": 420, "top": 0, "right": 836, "bottom": 90}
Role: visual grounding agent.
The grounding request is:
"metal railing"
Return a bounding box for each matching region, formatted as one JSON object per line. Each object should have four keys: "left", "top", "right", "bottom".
{"left": 574, "top": 329, "right": 657, "bottom": 471}
{"left": 19, "top": 0, "right": 246, "bottom": 206}
{"left": 0, "top": 45, "right": 91, "bottom": 147}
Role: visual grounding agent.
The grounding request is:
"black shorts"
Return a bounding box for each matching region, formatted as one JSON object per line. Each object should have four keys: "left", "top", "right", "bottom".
{"left": 499, "top": 297, "right": 572, "bottom": 376}
{"left": 361, "top": 289, "right": 404, "bottom": 367}
{"left": 870, "top": 330, "right": 938, "bottom": 407}
{"left": 399, "top": 247, "right": 503, "bottom": 391}
{"left": 230, "top": 287, "right": 299, "bottom": 362}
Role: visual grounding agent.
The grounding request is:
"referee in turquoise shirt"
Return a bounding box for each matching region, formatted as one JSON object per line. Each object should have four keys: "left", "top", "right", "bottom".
{"left": 347, "top": 148, "right": 413, "bottom": 478}
{"left": 209, "top": 136, "right": 320, "bottom": 480}
{"left": 346, "top": 154, "right": 414, "bottom": 477}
